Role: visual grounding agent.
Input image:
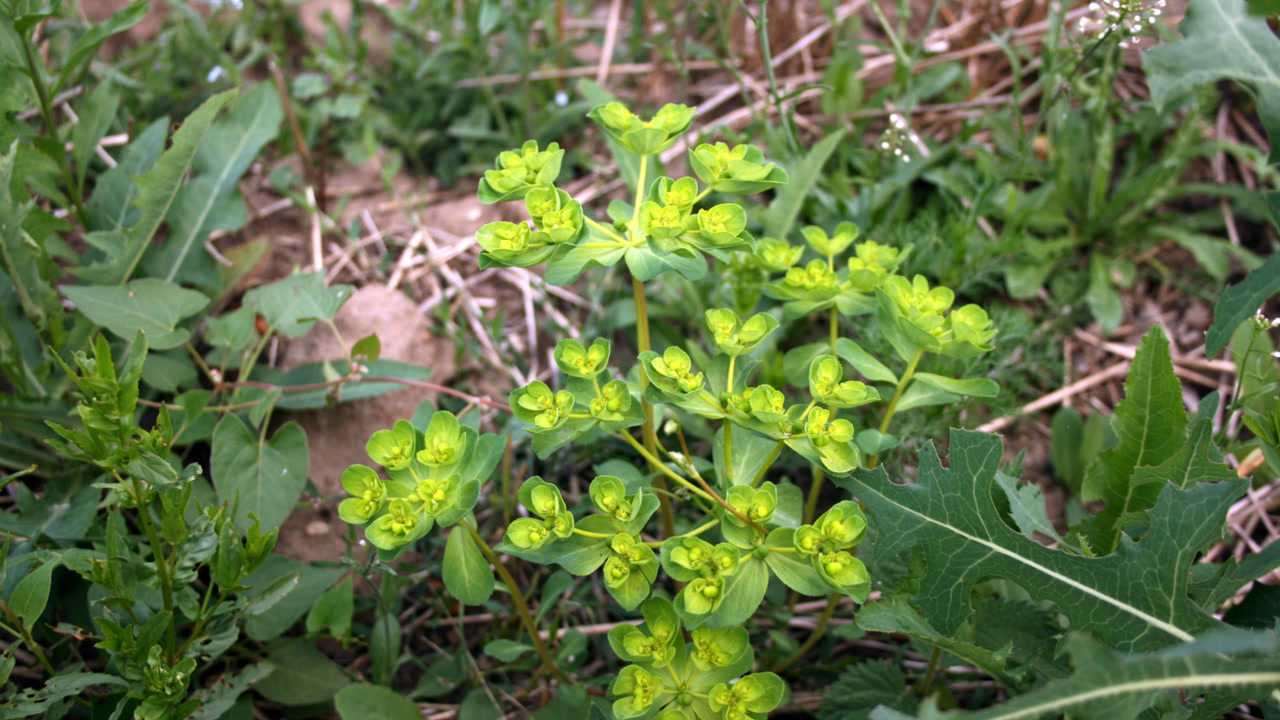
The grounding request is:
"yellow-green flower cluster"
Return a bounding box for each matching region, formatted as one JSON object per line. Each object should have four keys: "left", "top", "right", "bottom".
{"left": 505, "top": 477, "right": 575, "bottom": 551}
{"left": 794, "top": 501, "right": 869, "bottom": 595}
{"left": 665, "top": 537, "right": 741, "bottom": 616}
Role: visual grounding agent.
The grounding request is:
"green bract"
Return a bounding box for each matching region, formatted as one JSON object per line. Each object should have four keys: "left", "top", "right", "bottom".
{"left": 555, "top": 337, "right": 611, "bottom": 378}
{"left": 478, "top": 140, "right": 564, "bottom": 202}
{"left": 526, "top": 186, "right": 584, "bottom": 244}
{"left": 794, "top": 501, "right": 869, "bottom": 597}
{"left": 589, "top": 101, "right": 694, "bottom": 155}
{"left": 880, "top": 273, "right": 955, "bottom": 351}
{"left": 337, "top": 464, "right": 385, "bottom": 525}
{"left": 656, "top": 176, "right": 700, "bottom": 209}
{"left": 707, "top": 673, "right": 786, "bottom": 720}
{"left": 511, "top": 381, "right": 576, "bottom": 429}
{"left": 808, "top": 355, "right": 879, "bottom": 408}
{"left": 847, "top": 239, "right": 907, "bottom": 291}
{"left": 705, "top": 308, "right": 779, "bottom": 357}
{"left": 506, "top": 477, "right": 575, "bottom": 550}
{"left": 418, "top": 411, "right": 466, "bottom": 467}
{"left": 366, "top": 419, "right": 416, "bottom": 470}
{"left": 591, "top": 475, "right": 639, "bottom": 523}
{"left": 753, "top": 237, "right": 804, "bottom": 273}
{"left": 694, "top": 204, "right": 748, "bottom": 249}
{"left": 644, "top": 346, "right": 706, "bottom": 395}
{"left": 802, "top": 222, "right": 858, "bottom": 257}
{"left": 689, "top": 142, "right": 788, "bottom": 193}
{"left": 476, "top": 220, "right": 553, "bottom": 268}
{"left": 365, "top": 498, "right": 431, "bottom": 551}
{"left": 725, "top": 483, "right": 777, "bottom": 526}
{"left": 604, "top": 532, "right": 659, "bottom": 609}
{"left": 945, "top": 303, "right": 998, "bottom": 358}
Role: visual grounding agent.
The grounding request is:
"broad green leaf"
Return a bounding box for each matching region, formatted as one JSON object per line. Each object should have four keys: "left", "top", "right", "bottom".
{"left": 1086, "top": 255, "right": 1123, "bottom": 335}
{"left": 483, "top": 638, "right": 534, "bottom": 662}
{"left": 63, "top": 279, "right": 208, "bottom": 350}
{"left": 877, "top": 629, "right": 1280, "bottom": 719}
{"left": 245, "top": 558, "right": 345, "bottom": 641}
{"left": 765, "top": 529, "right": 829, "bottom": 596}
{"left": 0, "top": 142, "right": 61, "bottom": 334}
{"left": 1077, "top": 327, "right": 1186, "bottom": 552}
{"left": 1129, "top": 393, "right": 1234, "bottom": 492}
{"left": 857, "top": 598, "right": 1019, "bottom": 687}
{"left": 9, "top": 558, "right": 56, "bottom": 627}
{"left": 704, "top": 555, "right": 768, "bottom": 628}
{"left": 75, "top": 89, "right": 236, "bottom": 284}
{"left": 836, "top": 338, "right": 899, "bottom": 384}
{"left": 1144, "top": 0, "right": 1280, "bottom": 161}
{"left": 443, "top": 525, "right": 495, "bottom": 605}
{"left": 85, "top": 117, "right": 168, "bottom": 231}
{"left": 256, "top": 639, "right": 352, "bottom": 706}
{"left": 188, "top": 662, "right": 273, "bottom": 720}
{"left": 210, "top": 415, "right": 308, "bottom": 531}
{"left": 144, "top": 83, "right": 283, "bottom": 287}
{"left": 242, "top": 271, "right": 354, "bottom": 338}
{"left": 71, "top": 83, "right": 118, "bottom": 193}
{"left": 837, "top": 429, "right": 1241, "bottom": 652}
{"left": 913, "top": 373, "right": 999, "bottom": 399}
{"left": 822, "top": 660, "right": 914, "bottom": 720}
{"left": 764, "top": 129, "right": 846, "bottom": 240}
{"left": 335, "top": 684, "right": 421, "bottom": 720}
{"left": 894, "top": 380, "right": 960, "bottom": 412}
{"left": 306, "top": 576, "right": 354, "bottom": 639}
{"left": 713, "top": 425, "right": 780, "bottom": 486}
{"left": 1204, "top": 251, "right": 1280, "bottom": 356}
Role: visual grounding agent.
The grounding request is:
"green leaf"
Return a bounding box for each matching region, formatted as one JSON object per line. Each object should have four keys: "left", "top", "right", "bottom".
{"left": 443, "top": 525, "right": 495, "bottom": 605}
{"left": 1144, "top": 0, "right": 1280, "bottom": 164}
{"left": 764, "top": 129, "right": 846, "bottom": 240}
{"left": 765, "top": 529, "right": 830, "bottom": 596}
{"left": 54, "top": 1, "right": 148, "bottom": 93}
{"left": 995, "top": 471, "right": 1065, "bottom": 545}
{"left": 1086, "top": 255, "right": 1123, "bottom": 335}
{"left": 483, "top": 638, "right": 534, "bottom": 662}
{"left": 75, "top": 89, "right": 236, "bottom": 284}
{"left": 835, "top": 338, "right": 899, "bottom": 384}
{"left": 856, "top": 598, "right": 1020, "bottom": 687}
{"left": 71, "top": 84, "right": 119, "bottom": 193}
{"left": 85, "top": 117, "right": 168, "bottom": 232}
{"left": 188, "top": 663, "right": 273, "bottom": 720}
{"left": 256, "top": 639, "right": 351, "bottom": 706}
{"left": 820, "top": 660, "right": 913, "bottom": 720}
{"left": 913, "top": 373, "right": 999, "bottom": 399}
{"left": 9, "top": 558, "right": 56, "bottom": 627}
{"left": 143, "top": 83, "right": 283, "bottom": 287}
{"left": 714, "top": 425, "right": 780, "bottom": 486}
{"left": 1077, "top": 327, "right": 1187, "bottom": 552}
{"left": 1205, "top": 251, "right": 1280, "bottom": 356}
{"left": 245, "top": 558, "right": 345, "bottom": 642}
{"left": 63, "top": 279, "right": 209, "bottom": 350}
{"left": 211, "top": 415, "right": 309, "bottom": 531}
{"left": 705, "top": 555, "right": 769, "bottom": 627}
{"left": 306, "top": 576, "right": 354, "bottom": 639}
{"left": 576, "top": 80, "right": 664, "bottom": 193}
{"left": 894, "top": 381, "right": 960, "bottom": 412}
{"left": 243, "top": 271, "right": 354, "bottom": 338}
{"left": 837, "top": 429, "right": 1241, "bottom": 652}
{"left": 335, "top": 684, "right": 422, "bottom": 720}
{"left": 885, "top": 629, "right": 1280, "bottom": 719}
{"left": 0, "top": 143, "right": 62, "bottom": 336}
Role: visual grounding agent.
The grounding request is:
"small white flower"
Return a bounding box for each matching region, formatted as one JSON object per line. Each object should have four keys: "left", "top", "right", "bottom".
{"left": 1078, "top": 0, "right": 1165, "bottom": 47}
{"left": 554, "top": 90, "right": 569, "bottom": 107}
{"left": 206, "top": 65, "right": 226, "bottom": 83}
{"left": 878, "top": 113, "right": 920, "bottom": 164}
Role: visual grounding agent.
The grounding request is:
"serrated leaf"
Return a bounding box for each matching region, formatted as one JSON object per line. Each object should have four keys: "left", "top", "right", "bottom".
{"left": 857, "top": 598, "right": 1019, "bottom": 687}
{"left": 879, "top": 629, "right": 1280, "bottom": 719}
{"left": 820, "top": 660, "right": 913, "bottom": 720}
{"left": 994, "top": 471, "right": 1065, "bottom": 545}
{"left": 1077, "top": 327, "right": 1187, "bottom": 552}
{"left": 63, "top": 279, "right": 209, "bottom": 349}
{"left": 144, "top": 83, "right": 283, "bottom": 288}
{"left": 210, "top": 415, "right": 308, "bottom": 531}
{"left": 837, "top": 429, "right": 1241, "bottom": 652}
{"left": 242, "top": 271, "right": 353, "bottom": 338}
{"left": 1204, "top": 251, "right": 1280, "bottom": 356}
{"left": 75, "top": 89, "right": 236, "bottom": 284}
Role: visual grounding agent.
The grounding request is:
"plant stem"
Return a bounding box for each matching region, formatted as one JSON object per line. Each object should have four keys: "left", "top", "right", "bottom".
{"left": 867, "top": 349, "right": 925, "bottom": 469}
{"left": 723, "top": 355, "right": 736, "bottom": 486}
{"left": 19, "top": 29, "right": 87, "bottom": 227}
{"left": 466, "top": 523, "right": 565, "bottom": 682}
{"left": 918, "top": 645, "right": 943, "bottom": 697}
{"left": 751, "top": 442, "right": 783, "bottom": 487}
{"left": 131, "top": 480, "right": 176, "bottom": 659}
{"left": 774, "top": 594, "right": 840, "bottom": 673}
{"left": 627, "top": 154, "right": 674, "bottom": 536}
{"left": 803, "top": 463, "right": 825, "bottom": 524}
{"left": 828, "top": 307, "right": 839, "bottom": 350}
{"left": 616, "top": 431, "right": 763, "bottom": 532}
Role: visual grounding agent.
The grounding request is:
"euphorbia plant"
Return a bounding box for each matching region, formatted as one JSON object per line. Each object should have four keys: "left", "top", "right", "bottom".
{"left": 339, "top": 101, "right": 998, "bottom": 713}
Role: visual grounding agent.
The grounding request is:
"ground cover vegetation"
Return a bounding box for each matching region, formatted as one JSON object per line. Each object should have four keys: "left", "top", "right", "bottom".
{"left": 2, "top": 0, "right": 1280, "bottom": 718}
